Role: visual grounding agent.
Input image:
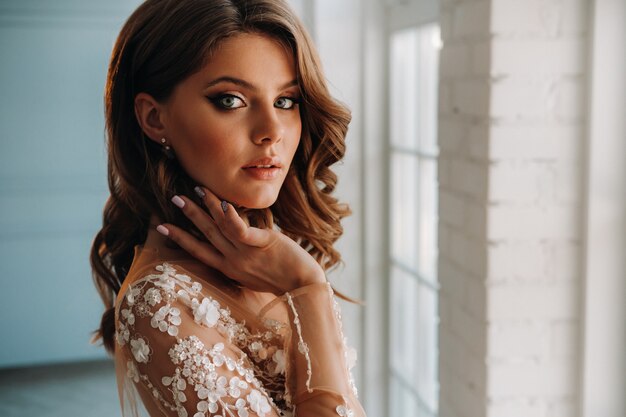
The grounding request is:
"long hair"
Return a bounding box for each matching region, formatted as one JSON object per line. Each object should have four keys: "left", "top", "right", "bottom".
{"left": 91, "top": 0, "right": 353, "bottom": 355}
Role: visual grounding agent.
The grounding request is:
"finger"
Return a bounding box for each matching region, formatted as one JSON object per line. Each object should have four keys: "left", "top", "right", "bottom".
{"left": 221, "top": 202, "right": 272, "bottom": 247}
{"left": 194, "top": 186, "right": 225, "bottom": 226}
{"left": 156, "top": 223, "right": 224, "bottom": 268}
{"left": 171, "top": 195, "right": 234, "bottom": 254}
{"left": 218, "top": 200, "right": 249, "bottom": 245}
{"left": 194, "top": 186, "right": 246, "bottom": 246}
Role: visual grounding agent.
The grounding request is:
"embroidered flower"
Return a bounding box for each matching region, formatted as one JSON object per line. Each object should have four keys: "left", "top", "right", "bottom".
{"left": 153, "top": 263, "right": 177, "bottom": 291}
{"left": 227, "top": 376, "right": 248, "bottom": 398}
{"left": 336, "top": 404, "right": 354, "bottom": 417}
{"left": 144, "top": 287, "right": 162, "bottom": 306}
{"left": 116, "top": 322, "right": 130, "bottom": 346}
{"left": 130, "top": 337, "right": 151, "bottom": 363}
{"left": 175, "top": 273, "right": 192, "bottom": 283}
{"left": 272, "top": 349, "right": 286, "bottom": 375}
{"left": 215, "top": 375, "right": 229, "bottom": 397}
{"left": 151, "top": 305, "right": 182, "bottom": 336}
{"left": 232, "top": 398, "right": 247, "bottom": 417}
{"left": 192, "top": 297, "right": 220, "bottom": 328}
{"left": 135, "top": 302, "right": 151, "bottom": 318}
{"left": 176, "top": 289, "right": 191, "bottom": 303}
{"left": 121, "top": 263, "right": 291, "bottom": 414}
{"left": 162, "top": 374, "right": 187, "bottom": 405}
{"left": 126, "top": 360, "right": 140, "bottom": 383}
{"left": 120, "top": 308, "right": 135, "bottom": 325}
{"left": 191, "top": 281, "right": 202, "bottom": 293}
{"left": 196, "top": 399, "right": 218, "bottom": 415}
{"left": 155, "top": 274, "right": 176, "bottom": 291}
{"left": 155, "top": 262, "right": 176, "bottom": 275}
{"left": 247, "top": 389, "right": 271, "bottom": 417}
{"left": 126, "top": 286, "right": 141, "bottom": 305}
{"left": 162, "top": 375, "right": 186, "bottom": 391}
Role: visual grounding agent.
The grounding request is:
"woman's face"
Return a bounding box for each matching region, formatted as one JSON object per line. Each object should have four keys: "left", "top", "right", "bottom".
{"left": 161, "top": 33, "right": 302, "bottom": 209}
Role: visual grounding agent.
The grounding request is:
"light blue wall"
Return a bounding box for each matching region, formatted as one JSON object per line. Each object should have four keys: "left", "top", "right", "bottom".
{"left": 0, "top": 0, "right": 142, "bottom": 368}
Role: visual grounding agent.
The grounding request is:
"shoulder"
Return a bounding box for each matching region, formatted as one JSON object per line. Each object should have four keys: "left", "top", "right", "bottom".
{"left": 115, "top": 261, "right": 223, "bottom": 331}
{"left": 112, "top": 262, "right": 286, "bottom": 416}
{"left": 114, "top": 261, "right": 277, "bottom": 349}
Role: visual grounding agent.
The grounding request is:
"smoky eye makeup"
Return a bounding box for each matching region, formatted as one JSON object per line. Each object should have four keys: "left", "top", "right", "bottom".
{"left": 206, "top": 93, "right": 246, "bottom": 110}
{"left": 207, "top": 92, "right": 303, "bottom": 111}
{"left": 274, "top": 96, "right": 301, "bottom": 110}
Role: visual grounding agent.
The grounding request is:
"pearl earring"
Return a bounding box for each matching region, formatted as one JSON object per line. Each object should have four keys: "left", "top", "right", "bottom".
{"left": 160, "top": 137, "right": 175, "bottom": 159}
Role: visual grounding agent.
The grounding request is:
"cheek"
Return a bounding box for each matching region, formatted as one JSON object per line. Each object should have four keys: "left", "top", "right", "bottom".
{"left": 179, "top": 115, "right": 240, "bottom": 158}
{"left": 286, "top": 118, "right": 302, "bottom": 152}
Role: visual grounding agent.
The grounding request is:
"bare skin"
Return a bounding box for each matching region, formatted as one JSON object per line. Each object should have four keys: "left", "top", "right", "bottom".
{"left": 134, "top": 33, "right": 325, "bottom": 294}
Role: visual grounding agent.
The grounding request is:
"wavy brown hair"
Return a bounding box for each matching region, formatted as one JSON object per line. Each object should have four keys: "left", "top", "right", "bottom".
{"left": 90, "top": 0, "right": 353, "bottom": 355}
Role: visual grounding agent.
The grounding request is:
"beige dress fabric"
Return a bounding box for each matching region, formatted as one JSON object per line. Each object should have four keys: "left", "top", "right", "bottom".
{"left": 113, "top": 231, "right": 365, "bottom": 417}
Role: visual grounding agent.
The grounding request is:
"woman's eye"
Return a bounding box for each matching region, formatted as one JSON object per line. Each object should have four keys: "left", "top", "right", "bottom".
{"left": 274, "top": 97, "right": 300, "bottom": 110}
{"left": 209, "top": 94, "right": 245, "bottom": 109}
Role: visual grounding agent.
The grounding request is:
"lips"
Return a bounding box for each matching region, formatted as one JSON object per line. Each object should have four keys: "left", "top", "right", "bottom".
{"left": 242, "top": 156, "right": 283, "bottom": 169}
{"left": 242, "top": 156, "right": 283, "bottom": 180}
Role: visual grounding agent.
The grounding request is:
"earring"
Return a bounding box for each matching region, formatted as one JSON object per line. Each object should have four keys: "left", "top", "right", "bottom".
{"left": 160, "top": 137, "right": 175, "bottom": 160}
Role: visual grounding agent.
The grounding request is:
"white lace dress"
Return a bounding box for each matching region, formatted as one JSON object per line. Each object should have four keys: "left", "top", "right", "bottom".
{"left": 113, "top": 244, "right": 365, "bottom": 417}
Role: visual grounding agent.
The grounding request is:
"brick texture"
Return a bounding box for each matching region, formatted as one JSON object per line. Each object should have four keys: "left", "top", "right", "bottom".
{"left": 437, "top": 1, "right": 588, "bottom": 416}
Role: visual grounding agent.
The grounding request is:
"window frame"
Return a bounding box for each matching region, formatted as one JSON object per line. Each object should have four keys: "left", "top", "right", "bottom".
{"left": 360, "top": 1, "right": 439, "bottom": 415}
{"left": 384, "top": 1, "right": 440, "bottom": 416}
{"left": 581, "top": 0, "right": 626, "bottom": 415}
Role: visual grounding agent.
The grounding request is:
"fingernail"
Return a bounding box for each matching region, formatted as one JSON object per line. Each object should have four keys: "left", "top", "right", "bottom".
{"left": 156, "top": 224, "right": 169, "bottom": 236}
{"left": 221, "top": 200, "right": 229, "bottom": 213}
{"left": 171, "top": 195, "right": 185, "bottom": 208}
{"left": 194, "top": 186, "right": 205, "bottom": 198}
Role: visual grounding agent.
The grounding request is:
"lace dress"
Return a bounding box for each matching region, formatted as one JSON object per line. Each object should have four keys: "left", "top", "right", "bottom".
{"left": 113, "top": 242, "right": 366, "bottom": 417}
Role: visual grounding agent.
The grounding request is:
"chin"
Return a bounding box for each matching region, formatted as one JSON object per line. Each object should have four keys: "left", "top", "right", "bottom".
{"left": 232, "top": 190, "right": 280, "bottom": 210}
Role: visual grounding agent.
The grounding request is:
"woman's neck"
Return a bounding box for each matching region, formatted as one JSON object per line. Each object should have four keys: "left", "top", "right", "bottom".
{"left": 145, "top": 214, "right": 170, "bottom": 249}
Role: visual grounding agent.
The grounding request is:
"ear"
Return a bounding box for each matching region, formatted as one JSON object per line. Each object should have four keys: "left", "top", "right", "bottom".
{"left": 134, "top": 92, "right": 167, "bottom": 144}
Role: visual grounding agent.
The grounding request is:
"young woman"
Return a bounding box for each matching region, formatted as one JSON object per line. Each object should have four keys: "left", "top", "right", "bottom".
{"left": 90, "top": 0, "right": 366, "bottom": 416}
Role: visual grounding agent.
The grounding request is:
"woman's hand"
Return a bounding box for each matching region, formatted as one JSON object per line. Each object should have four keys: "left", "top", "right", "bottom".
{"left": 157, "top": 186, "right": 326, "bottom": 295}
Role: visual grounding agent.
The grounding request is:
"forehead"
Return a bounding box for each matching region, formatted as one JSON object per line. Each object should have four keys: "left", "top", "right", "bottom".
{"left": 195, "top": 33, "right": 297, "bottom": 85}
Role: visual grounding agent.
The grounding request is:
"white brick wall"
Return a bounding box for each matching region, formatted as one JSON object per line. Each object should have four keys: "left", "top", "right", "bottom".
{"left": 437, "top": 0, "right": 588, "bottom": 416}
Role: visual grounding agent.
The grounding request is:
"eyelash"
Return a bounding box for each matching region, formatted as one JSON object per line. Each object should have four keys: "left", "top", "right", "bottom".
{"left": 207, "top": 94, "right": 301, "bottom": 111}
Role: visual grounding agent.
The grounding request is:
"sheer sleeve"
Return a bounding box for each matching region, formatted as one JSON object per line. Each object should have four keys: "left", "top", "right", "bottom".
{"left": 113, "top": 262, "right": 366, "bottom": 417}
{"left": 114, "top": 263, "right": 283, "bottom": 417}
{"left": 274, "top": 282, "right": 366, "bottom": 417}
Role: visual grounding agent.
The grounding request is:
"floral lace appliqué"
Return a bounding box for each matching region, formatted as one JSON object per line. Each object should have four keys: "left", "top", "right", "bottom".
{"left": 336, "top": 403, "right": 355, "bottom": 417}
{"left": 115, "top": 262, "right": 290, "bottom": 413}
{"left": 166, "top": 336, "right": 276, "bottom": 417}
{"left": 151, "top": 304, "right": 182, "bottom": 336}
{"left": 191, "top": 297, "right": 220, "bottom": 328}
{"left": 129, "top": 337, "right": 151, "bottom": 363}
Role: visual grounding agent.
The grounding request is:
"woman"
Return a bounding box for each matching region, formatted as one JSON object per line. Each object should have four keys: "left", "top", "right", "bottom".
{"left": 90, "top": 0, "right": 366, "bottom": 416}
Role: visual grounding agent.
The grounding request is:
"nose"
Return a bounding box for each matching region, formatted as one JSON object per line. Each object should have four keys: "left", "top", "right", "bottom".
{"left": 251, "top": 104, "right": 284, "bottom": 145}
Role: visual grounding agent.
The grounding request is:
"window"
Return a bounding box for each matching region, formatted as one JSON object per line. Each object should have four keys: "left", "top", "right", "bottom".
{"left": 582, "top": 0, "right": 626, "bottom": 414}
{"left": 388, "top": 22, "right": 441, "bottom": 416}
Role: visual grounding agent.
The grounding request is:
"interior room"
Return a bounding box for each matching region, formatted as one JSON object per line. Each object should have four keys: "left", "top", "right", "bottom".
{"left": 0, "top": 0, "right": 623, "bottom": 416}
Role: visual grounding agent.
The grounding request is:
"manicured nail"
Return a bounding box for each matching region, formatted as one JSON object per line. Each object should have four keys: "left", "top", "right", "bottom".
{"left": 221, "top": 200, "right": 229, "bottom": 213}
{"left": 194, "top": 186, "right": 205, "bottom": 198}
{"left": 156, "top": 225, "right": 169, "bottom": 236}
{"left": 171, "top": 195, "right": 185, "bottom": 208}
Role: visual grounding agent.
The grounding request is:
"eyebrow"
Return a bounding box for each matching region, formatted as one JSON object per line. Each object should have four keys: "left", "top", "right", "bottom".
{"left": 205, "top": 76, "right": 299, "bottom": 92}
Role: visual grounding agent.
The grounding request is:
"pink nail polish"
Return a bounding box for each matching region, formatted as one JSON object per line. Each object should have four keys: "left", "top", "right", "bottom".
{"left": 171, "top": 195, "right": 185, "bottom": 208}
{"left": 156, "top": 225, "right": 169, "bottom": 236}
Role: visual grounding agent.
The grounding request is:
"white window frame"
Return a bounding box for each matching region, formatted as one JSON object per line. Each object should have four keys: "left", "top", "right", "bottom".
{"left": 581, "top": 0, "right": 626, "bottom": 415}
{"left": 361, "top": 1, "right": 439, "bottom": 416}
